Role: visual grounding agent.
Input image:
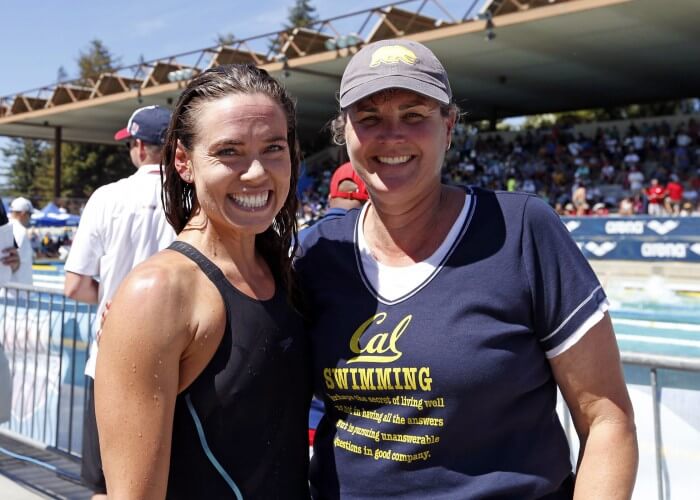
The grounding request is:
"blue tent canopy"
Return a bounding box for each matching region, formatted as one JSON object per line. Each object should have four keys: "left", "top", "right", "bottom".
{"left": 31, "top": 202, "right": 80, "bottom": 227}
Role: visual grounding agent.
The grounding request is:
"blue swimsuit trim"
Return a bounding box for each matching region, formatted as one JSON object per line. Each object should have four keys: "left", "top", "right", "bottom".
{"left": 185, "top": 393, "right": 244, "bottom": 500}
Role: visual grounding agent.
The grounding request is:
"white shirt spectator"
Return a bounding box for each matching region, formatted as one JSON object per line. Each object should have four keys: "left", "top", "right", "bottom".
{"left": 8, "top": 219, "right": 33, "bottom": 286}
{"left": 601, "top": 164, "right": 615, "bottom": 182}
{"left": 521, "top": 179, "right": 536, "bottom": 194}
{"left": 567, "top": 141, "right": 582, "bottom": 156}
{"left": 632, "top": 135, "right": 645, "bottom": 151}
{"left": 65, "top": 165, "right": 175, "bottom": 377}
{"left": 676, "top": 133, "right": 692, "bottom": 147}
{"left": 628, "top": 169, "right": 645, "bottom": 192}
{"left": 623, "top": 152, "right": 640, "bottom": 165}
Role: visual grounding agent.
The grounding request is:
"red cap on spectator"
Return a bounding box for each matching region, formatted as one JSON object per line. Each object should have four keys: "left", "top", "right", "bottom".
{"left": 329, "top": 162, "right": 369, "bottom": 201}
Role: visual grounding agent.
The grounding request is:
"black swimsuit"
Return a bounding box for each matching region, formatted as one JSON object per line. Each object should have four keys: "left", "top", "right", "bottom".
{"left": 166, "top": 241, "right": 310, "bottom": 499}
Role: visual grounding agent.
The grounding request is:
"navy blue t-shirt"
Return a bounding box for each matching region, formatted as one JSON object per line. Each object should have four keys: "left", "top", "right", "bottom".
{"left": 296, "top": 187, "right": 606, "bottom": 499}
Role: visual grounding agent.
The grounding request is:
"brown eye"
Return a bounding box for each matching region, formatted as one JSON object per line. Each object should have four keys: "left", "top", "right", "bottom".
{"left": 217, "top": 148, "right": 237, "bottom": 156}
{"left": 359, "top": 116, "right": 379, "bottom": 125}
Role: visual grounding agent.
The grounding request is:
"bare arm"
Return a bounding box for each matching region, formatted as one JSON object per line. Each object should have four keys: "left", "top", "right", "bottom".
{"left": 550, "top": 312, "right": 638, "bottom": 499}
{"left": 64, "top": 271, "right": 99, "bottom": 304}
{"left": 95, "top": 262, "right": 191, "bottom": 499}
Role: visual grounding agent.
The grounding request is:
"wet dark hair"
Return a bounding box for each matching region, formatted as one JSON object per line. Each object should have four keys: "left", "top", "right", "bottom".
{"left": 161, "top": 64, "right": 302, "bottom": 310}
{"left": 329, "top": 90, "right": 460, "bottom": 145}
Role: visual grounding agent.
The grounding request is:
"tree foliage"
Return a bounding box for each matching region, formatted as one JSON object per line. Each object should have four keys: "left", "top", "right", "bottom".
{"left": 77, "top": 39, "right": 119, "bottom": 85}
{"left": 0, "top": 139, "right": 51, "bottom": 200}
{"left": 215, "top": 32, "right": 237, "bottom": 46}
{"left": 2, "top": 39, "right": 132, "bottom": 207}
{"left": 59, "top": 143, "right": 133, "bottom": 199}
{"left": 521, "top": 101, "right": 686, "bottom": 130}
{"left": 286, "top": 0, "right": 318, "bottom": 29}
{"left": 269, "top": 0, "right": 319, "bottom": 54}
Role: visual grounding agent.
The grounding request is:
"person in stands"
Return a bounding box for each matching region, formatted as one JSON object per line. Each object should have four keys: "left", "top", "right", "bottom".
{"left": 645, "top": 178, "right": 667, "bottom": 216}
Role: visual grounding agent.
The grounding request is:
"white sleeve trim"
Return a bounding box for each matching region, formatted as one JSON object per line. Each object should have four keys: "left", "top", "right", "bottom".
{"left": 545, "top": 299, "right": 610, "bottom": 358}
{"left": 540, "top": 285, "right": 603, "bottom": 342}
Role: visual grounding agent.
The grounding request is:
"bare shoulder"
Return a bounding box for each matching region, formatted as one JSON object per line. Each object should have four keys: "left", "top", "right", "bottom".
{"left": 103, "top": 249, "right": 202, "bottom": 349}
{"left": 117, "top": 249, "right": 197, "bottom": 303}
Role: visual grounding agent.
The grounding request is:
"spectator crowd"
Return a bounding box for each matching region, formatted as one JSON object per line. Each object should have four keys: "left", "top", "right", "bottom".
{"left": 297, "top": 117, "right": 700, "bottom": 224}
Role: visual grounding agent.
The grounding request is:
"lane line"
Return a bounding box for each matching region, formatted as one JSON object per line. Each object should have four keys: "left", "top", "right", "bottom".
{"left": 616, "top": 333, "right": 700, "bottom": 349}
{"left": 612, "top": 317, "right": 700, "bottom": 332}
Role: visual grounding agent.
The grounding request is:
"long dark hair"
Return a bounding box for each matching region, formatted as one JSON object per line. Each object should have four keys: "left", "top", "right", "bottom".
{"left": 161, "top": 64, "right": 302, "bottom": 310}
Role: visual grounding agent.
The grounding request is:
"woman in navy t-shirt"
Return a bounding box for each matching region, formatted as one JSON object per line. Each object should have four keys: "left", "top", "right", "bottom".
{"left": 297, "top": 39, "right": 637, "bottom": 499}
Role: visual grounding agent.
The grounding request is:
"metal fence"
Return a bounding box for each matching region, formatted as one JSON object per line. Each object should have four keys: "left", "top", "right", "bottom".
{"left": 1, "top": 283, "right": 698, "bottom": 500}
{"left": 0, "top": 283, "right": 95, "bottom": 457}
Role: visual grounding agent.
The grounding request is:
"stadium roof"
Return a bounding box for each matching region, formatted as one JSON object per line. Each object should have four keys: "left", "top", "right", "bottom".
{"left": 0, "top": 0, "right": 698, "bottom": 146}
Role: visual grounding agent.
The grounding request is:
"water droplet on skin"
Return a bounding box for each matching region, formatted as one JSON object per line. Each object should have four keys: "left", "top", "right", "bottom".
{"left": 154, "top": 373, "right": 159, "bottom": 379}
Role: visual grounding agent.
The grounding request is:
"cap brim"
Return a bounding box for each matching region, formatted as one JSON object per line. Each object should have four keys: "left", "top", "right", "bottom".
{"left": 114, "top": 128, "right": 131, "bottom": 141}
{"left": 340, "top": 75, "right": 450, "bottom": 109}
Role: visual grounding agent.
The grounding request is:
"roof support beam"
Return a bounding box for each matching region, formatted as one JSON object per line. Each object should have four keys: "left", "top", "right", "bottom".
{"left": 53, "top": 126, "right": 62, "bottom": 200}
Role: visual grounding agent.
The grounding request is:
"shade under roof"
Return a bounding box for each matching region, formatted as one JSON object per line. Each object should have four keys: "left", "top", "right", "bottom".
{"left": 0, "top": 0, "right": 698, "bottom": 146}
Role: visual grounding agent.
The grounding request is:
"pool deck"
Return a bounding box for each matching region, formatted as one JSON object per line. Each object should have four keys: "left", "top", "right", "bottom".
{"left": 591, "top": 261, "right": 700, "bottom": 292}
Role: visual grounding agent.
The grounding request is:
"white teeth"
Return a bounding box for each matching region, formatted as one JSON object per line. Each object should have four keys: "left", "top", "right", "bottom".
{"left": 377, "top": 155, "right": 411, "bottom": 165}
{"left": 230, "top": 191, "right": 269, "bottom": 209}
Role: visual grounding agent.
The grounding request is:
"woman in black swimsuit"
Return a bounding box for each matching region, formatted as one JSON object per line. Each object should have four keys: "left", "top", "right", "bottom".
{"left": 95, "top": 65, "right": 310, "bottom": 499}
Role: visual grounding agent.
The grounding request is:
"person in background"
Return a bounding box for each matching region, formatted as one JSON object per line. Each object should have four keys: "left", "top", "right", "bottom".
{"left": 297, "top": 39, "right": 637, "bottom": 499}
{"left": 299, "top": 161, "right": 369, "bottom": 450}
{"left": 2, "top": 197, "right": 34, "bottom": 286}
{"left": 618, "top": 196, "right": 635, "bottom": 216}
{"left": 665, "top": 173, "right": 684, "bottom": 216}
{"left": 592, "top": 202, "right": 609, "bottom": 216}
{"left": 64, "top": 105, "right": 175, "bottom": 499}
{"left": 645, "top": 178, "right": 666, "bottom": 216}
{"left": 301, "top": 161, "right": 369, "bottom": 234}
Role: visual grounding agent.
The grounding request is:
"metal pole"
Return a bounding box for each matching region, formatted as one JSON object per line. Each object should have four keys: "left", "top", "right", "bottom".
{"left": 55, "top": 294, "right": 66, "bottom": 450}
{"left": 43, "top": 292, "right": 52, "bottom": 443}
{"left": 66, "top": 300, "right": 79, "bottom": 454}
{"left": 30, "top": 290, "right": 40, "bottom": 439}
{"left": 650, "top": 368, "right": 663, "bottom": 500}
{"left": 54, "top": 126, "right": 62, "bottom": 200}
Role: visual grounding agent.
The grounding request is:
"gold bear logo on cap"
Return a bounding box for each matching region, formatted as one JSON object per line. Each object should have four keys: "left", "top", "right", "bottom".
{"left": 369, "top": 45, "right": 418, "bottom": 67}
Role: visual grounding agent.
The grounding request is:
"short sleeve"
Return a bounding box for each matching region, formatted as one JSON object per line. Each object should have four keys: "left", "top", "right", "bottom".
{"left": 64, "top": 189, "right": 106, "bottom": 277}
{"left": 521, "top": 196, "right": 607, "bottom": 357}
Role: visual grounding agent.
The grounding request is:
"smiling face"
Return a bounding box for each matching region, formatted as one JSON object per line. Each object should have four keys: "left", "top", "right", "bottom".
{"left": 176, "top": 93, "right": 291, "bottom": 236}
{"left": 344, "top": 89, "right": 455, "bottom": 208}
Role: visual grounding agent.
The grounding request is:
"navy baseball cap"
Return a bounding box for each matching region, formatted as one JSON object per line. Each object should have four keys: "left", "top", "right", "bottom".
{"left": 339, "top": 39, "right": 452, "bottom": 109}
{"left": 114, "top": 105, "right": 171, "bottom": 145}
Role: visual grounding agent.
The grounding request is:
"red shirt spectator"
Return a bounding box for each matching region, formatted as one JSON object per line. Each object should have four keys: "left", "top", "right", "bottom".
{"left": 646, "top": 180, "right": 666, "bottom": 203}
{"left": 666, "top": 178, "right": 683, "bottom": 202}
{"left": 665, "top": 175, "right": 684, "bottom": 215}
{"left": 645, "top": 179, "right": 666, "bottom": 216}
